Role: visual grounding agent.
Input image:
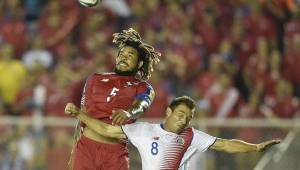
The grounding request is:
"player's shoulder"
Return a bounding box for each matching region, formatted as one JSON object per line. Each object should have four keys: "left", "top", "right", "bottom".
{"left": 123, "top": 122, "right": 156, "bottom": 137}
{"left": 191, "top": 127, "right": 205, "bottom": 134}
{"left": 141, "top": 80, "right": 152, "bottom": 86}
{"left": 94, "top": 72, "right": 116, "bottom": 77}
{"left": 135, "top": 78, "right": 149, "bottom": 83}
{"left": 136, "top": 79, "right": 153, "bottom": 88}
{"left": 87, "top": 72, "right": 116, "bottom": 79}
{"left": 130, "top": 121, "right": 154, "bottom": 129}
{"left": 191, "top": 128, "right": 216, "bottom": 141}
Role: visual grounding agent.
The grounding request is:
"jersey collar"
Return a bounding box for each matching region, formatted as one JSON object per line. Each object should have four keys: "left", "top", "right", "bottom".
{"left": 159, "top": 123, "right": 178, "bottom": 136}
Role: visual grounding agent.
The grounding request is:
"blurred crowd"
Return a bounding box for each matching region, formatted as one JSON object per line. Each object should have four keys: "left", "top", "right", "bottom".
{"left": 0, "top": 0, "right": 300, "bottom": 169}
{"left": 0, "top": 125, "right": 71, "bottom": 170}
{"left": 0, "top": 0, "right": 299, "bottom": 119}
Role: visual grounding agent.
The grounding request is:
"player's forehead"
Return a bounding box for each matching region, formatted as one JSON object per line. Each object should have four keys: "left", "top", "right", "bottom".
{"left": 173, "top": 104, "right": 193, "bottom": 116}
{"left": 119, "top": 46, "right": 138, "bottom": 54}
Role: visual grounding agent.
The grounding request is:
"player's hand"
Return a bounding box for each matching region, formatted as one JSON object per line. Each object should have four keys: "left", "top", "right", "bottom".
{"left": 65, "top": 103, "right": 80, "bottom": 117}
{"left": 111, "top": 109, "right": 130, "bottom": 125}
{"left": 256, "top": 139, "right": 281, "bottom": 152}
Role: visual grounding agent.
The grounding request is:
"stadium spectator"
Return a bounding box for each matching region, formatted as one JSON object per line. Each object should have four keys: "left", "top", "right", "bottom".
{"left": 0, "top": 0, "right": 27, "bottom": 57}
{"left": 264, "top": 79, "right": 300, "bottom": 118}
{"left": 22, "top": 36, "right": 53, "bottom": 71}
{"left": 38, "top": 0, "right": 79, "bottom": 53}
{"left": 1, "top": 140, "right": 28, "bottom": 170}
{"left": 283, "top": 34, "right": 300, "bottom": 96}
{"left": 0, "top": 43, "right": 27, "bottom": 115}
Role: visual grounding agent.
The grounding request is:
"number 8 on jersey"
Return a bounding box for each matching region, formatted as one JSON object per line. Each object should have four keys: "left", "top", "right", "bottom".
{"left": 151, "top": 142, "right": 159, "bottom": 155}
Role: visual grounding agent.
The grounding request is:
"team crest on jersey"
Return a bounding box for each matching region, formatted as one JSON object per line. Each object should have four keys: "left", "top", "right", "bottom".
{"left": 124, "top": 81, "right": 139, "bottom": 87}
{"left": 100, "top": 78, "right": 109, "bottom": 82}
{"left": 175, "top": 136, "right": 185, "bottom": 145}
{"left": 152, "top": 136, "right": 160, "bottom": 140}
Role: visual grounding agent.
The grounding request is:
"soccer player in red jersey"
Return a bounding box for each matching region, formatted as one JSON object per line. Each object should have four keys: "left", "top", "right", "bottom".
{"left": 69, "top": 28, "right": 160, "bottom": 170}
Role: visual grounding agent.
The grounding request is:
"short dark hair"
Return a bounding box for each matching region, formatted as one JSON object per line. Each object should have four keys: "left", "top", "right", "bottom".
{"left": 169, "top": 96, "right": 196, "bottom": 112}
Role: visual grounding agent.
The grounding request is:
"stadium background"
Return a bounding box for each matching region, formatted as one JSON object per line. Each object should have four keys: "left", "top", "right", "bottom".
{"left": 0, "top": 0, "right": 300, "bottom": 169}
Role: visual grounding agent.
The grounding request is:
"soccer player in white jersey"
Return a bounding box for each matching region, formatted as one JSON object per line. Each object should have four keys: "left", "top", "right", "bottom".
{"left": 65, "top": 96, "right": 280, "bottom": 170}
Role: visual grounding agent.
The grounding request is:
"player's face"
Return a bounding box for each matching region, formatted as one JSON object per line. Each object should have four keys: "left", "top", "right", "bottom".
{"left": 116, "top": 46, "right": 139, "bottom": 72}
{"left": 166, "top": 104, "right": 193, "bottom": 134}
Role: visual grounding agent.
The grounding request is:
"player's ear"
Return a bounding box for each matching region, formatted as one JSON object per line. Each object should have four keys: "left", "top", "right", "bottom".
{"left": 191, "top": 109, "right": 195, "bottom": 118}
{"left": 138, "top": 61, "right": 143, "bottom": 69}
{"left": 166, "top": 107, "right": 172, "bottom": 117}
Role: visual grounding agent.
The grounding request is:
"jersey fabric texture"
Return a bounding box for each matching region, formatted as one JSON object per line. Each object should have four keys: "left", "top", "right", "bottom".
{"left": 122, "top": 122, "right": 216, "bottom": 170}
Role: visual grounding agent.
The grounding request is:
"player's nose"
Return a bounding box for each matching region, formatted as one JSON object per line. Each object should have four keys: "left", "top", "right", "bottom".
{"left": 178, "top": 119, "right": 186, "bottom": 125}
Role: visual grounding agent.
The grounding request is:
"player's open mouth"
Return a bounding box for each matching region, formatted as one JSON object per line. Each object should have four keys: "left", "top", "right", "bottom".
{"left": 118, "top": 62, "right": 128, "bottom": 67}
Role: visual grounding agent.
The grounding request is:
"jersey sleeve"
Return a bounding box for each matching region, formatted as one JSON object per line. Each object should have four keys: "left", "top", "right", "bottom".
{"left": 135, "top": 82, "right": 155, "bottom": 106}
{"left": 121, "top": 122, "right": 149, "bottom": 146}
{"left": 80, "top": 74, "right": 94, "bottom": 108}
{"left": 191, "top": 129, "right": 217, "bottom": 152}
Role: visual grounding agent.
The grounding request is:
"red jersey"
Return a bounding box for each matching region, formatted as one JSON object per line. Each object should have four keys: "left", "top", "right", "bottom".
{"left": 81, "top": 72, "right": 154, "bottom": 124}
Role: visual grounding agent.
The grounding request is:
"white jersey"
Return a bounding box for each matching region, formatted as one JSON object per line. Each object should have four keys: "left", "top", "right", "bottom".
{"left": 122, "top": 122, "right": 216, "bottom": 170}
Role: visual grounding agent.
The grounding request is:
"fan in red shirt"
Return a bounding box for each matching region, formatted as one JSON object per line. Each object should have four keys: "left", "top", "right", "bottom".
{"left": 283, "top": 35, "right": 300, "bottom": 94}
{"left": 265, "top": 79, "right": 300, "bottom": 118}
{"left": 69, "top": 28, "right": 160, "bottom": 170}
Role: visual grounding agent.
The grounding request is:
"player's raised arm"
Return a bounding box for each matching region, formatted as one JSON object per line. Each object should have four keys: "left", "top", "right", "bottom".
{"left": 111, "top": 83, "right": 155, "bottom": 125}
{"left": 65, "top": 103, "right": 126, "bottom": 140}
{"left": 209, "top": 138, "right": 281, "bottom": 153}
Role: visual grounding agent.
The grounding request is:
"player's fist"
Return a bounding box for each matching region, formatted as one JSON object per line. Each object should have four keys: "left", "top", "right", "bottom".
{"left": 65, "top": 103, "right": 80, "bottom": 117}
{"left": 111, "top": 109, "right": 131, "bottom": 125}
{"left": 256, "top": 139, "right": 281, "bottom": 152}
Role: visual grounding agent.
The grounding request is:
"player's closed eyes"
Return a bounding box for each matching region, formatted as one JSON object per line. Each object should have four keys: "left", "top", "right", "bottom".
{"left": 176, "top": 114, "right": 187, "bottom": 121}
{"left": 119, "top": 54, "right": 133, "bottom": 60}
{"left": 177, "top": 111, "right": 186, "bottom": 116}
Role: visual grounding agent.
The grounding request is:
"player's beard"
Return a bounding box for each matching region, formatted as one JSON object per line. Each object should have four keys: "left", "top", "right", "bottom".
{"left": 114, "top": 67, "right": 138, "bottom": 76}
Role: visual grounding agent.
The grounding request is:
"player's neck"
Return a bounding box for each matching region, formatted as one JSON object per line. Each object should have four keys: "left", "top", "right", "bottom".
{"left": 161, "top": 123, "right": 180, "bottom": 134}
{"left": 114, "top": 68, "right": 137, "bottom": 77}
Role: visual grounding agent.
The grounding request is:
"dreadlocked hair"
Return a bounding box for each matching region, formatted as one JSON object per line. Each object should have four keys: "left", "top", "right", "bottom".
{"left": 112, "top": 28, "right": 161, "bottom": 80}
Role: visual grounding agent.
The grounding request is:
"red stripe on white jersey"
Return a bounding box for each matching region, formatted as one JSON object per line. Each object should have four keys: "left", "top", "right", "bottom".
{"left": 159, "top": 128, "right": 193, "bottom": 170}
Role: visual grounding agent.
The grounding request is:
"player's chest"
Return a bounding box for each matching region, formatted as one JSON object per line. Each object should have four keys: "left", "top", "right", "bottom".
{"left": 90, "top": 78, "right": 139, "bottom": 102}
{"left": 143, "top": 133, "right": 187, "bottom": 157}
